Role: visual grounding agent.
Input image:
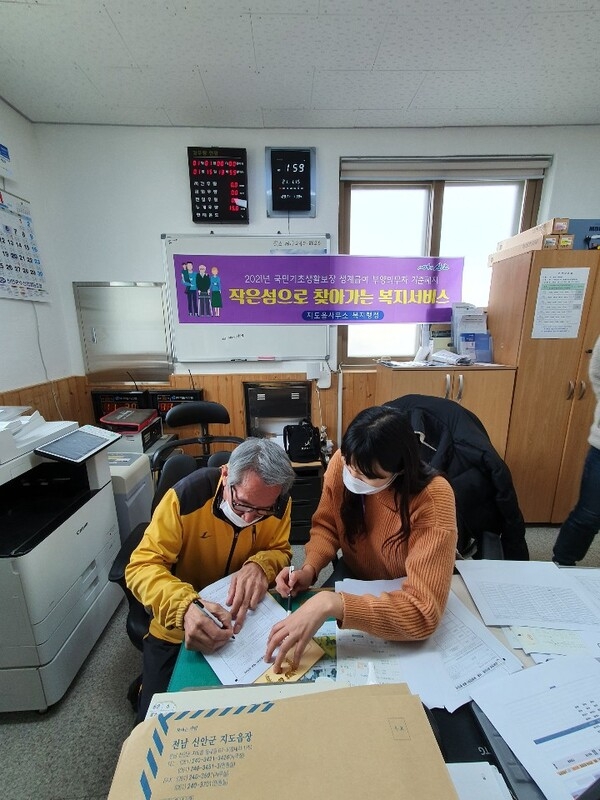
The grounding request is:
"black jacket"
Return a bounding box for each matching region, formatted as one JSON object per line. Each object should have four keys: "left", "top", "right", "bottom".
{"left": 385, "top": 394, "right": 529, "bottom": 560}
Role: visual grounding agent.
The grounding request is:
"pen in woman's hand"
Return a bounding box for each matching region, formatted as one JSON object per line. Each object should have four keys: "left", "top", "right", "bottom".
{"left": 286, "top": 565, "right": 295, "bottom": 616}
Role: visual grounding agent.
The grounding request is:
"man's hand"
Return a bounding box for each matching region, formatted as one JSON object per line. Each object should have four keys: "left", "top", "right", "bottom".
{"left": 226, "top": 562, "right": 268, "bottom": 633}
{"left": 183, "top": 600, "right": 234, "bottom": 653}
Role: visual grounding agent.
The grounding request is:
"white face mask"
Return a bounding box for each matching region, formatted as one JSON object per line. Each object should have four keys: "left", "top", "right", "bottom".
{"left": 219, "top": 499, "right": 261, "bottom": 528}
{"left": 342, "top": 465, "right": 396, "bottom": 495}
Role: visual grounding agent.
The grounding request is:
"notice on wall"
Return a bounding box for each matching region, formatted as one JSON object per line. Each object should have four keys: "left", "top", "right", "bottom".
{"left": 0, "top": 189, "right": 48, "bottom": 302}
{"left": 171, "top": 253, "right": 463, "bottom": 326}
{"left": 531, "top": 267, "right": 589, "bottom": 339}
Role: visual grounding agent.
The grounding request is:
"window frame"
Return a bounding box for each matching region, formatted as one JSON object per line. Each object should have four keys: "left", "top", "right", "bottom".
{"left": 337, "top": 176, "right": 542, "bottom": 365}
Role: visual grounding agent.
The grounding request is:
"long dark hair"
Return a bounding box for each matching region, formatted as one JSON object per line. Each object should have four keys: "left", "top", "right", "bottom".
{"left": 340, "top": 405, "right": 435, "bottom": 545}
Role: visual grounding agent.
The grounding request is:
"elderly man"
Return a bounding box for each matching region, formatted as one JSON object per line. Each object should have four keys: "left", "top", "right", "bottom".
{"left": 126, "top": 436, "right": 296, "bottom": 721}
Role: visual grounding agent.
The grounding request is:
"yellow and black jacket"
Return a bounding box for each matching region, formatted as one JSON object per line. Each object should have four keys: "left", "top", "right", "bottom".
{"left": 125, "top": 468, "right": 292, "bottom": 644}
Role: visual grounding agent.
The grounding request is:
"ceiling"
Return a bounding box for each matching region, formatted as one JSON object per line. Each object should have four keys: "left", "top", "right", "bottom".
{"left": 1, "top": 0, "right": 600, "bottom": 129}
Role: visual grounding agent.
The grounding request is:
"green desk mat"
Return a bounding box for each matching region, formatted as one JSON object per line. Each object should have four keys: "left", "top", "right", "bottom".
{"left": 168, "top": 591, "right": 336, "bottom": 691}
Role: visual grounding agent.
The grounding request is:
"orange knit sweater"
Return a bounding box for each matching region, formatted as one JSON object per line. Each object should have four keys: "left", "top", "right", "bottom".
{"left": 304, "top": 449, "right": 458, "bottom": 640}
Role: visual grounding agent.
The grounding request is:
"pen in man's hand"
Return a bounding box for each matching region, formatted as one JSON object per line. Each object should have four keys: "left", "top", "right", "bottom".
{"left": 192, "top": 598, "right": 225, "bottom": 629}
{"left": 286, "top": 565, "right": 295, "bottom": 616}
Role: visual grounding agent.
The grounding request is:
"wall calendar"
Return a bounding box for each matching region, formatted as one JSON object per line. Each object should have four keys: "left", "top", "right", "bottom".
{"left": 0, "top": 190, "right": 48, "bottom": 302}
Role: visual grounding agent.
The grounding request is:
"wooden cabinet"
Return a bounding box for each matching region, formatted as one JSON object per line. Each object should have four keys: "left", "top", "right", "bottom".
{"left": 375, "top": 364, "right": 516, "bottom": 457}
{"left": 488, "top": 249, "right": 600, "bottom": 522}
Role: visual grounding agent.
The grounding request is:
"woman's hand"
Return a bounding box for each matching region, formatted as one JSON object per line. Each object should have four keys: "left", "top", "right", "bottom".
{"left": 274, "top": 564, "right": 315, "bottom": 599}
{"left": 264, "top": 592, "right": 343, "bottom": 673}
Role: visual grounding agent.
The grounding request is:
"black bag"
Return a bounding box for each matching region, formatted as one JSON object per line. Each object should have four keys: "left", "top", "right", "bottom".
{"left": 283, "top": 418, "right": 321, "bottom": 463}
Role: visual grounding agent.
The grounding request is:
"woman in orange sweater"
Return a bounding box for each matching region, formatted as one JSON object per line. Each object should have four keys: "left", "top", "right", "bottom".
{"left": 264, "top": 405, "right": 458, "bottom": 673}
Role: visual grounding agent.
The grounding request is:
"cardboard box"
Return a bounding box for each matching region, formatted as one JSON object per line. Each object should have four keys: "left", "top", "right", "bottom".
{"left": 566, "top": 218, "right": 600, "bottom": 250}
{"left": 108, "top": 685, "right": 459, "bottom": 800}
{"left": 557, "top": 233, "right": 575, "bottom": 249}
{"left": 542, "top": 234, "right": 559, "bottom": 249}
{"left": 496, "top": 217, "right": 569, "bottom": 251}
{"left": 487, "top": 235, "right": 547, "bottom": 265}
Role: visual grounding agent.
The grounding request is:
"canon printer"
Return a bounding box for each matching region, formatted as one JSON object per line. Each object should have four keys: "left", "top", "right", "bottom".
{"left": 0, "top": 411, "right": 122, "bottom": 712}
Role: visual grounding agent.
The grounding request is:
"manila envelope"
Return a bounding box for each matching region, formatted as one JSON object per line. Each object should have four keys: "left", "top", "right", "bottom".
{"left": 108, "top": 683, "right": 458, "bottom": 800}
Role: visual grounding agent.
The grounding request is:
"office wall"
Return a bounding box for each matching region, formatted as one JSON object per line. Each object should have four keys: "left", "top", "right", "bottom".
{"left": 0, "top": 100, "right": 73, "bottom": 391}
{"left": 2, "top": 94, "right": 600, "bottom": 393}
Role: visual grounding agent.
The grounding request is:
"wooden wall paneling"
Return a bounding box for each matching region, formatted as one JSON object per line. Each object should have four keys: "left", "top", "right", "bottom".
{"left": 0, "top": 375, "right": 91, "bottom": 424}
{"left": 167, "top": 372, "right": 340, "bottom": 450}
{"left": 2, "top": 371, "right": 340, "bottom": 453}
{"left": 341, "top": 370, "right": 378, "bottom": 434}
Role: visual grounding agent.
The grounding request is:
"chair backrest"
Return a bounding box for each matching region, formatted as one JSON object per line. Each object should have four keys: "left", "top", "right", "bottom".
{"left": 384, "top": 394, "right": 529, "bottom": 560}
{"left": 151, "top": 400, "right": 244, "bottom": 476}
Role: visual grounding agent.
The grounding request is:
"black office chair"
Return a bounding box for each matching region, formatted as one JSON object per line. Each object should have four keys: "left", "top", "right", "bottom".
{"left": 384, "top": 394, "right": 529, "bottom": 561}
{"left": 108, "top": 445, "right": 240, "bottom": 710}
{"left": 108, "top": 453, "right": 200, "bottom": 652}
{"left": 150, "top": 400, "right": 244, "bottom": 479}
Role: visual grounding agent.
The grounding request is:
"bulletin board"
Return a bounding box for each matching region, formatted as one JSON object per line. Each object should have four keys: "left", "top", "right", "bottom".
{"left": 162, "top": 233, "right": 331, "bottom": 362}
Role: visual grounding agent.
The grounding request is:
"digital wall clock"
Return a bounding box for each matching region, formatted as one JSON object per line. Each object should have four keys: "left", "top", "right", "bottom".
{"left": 187, "top": 147, "right": 249, "bottom": 224}
{"left": 266, "top": 147, "right": 316, "bottom": 217}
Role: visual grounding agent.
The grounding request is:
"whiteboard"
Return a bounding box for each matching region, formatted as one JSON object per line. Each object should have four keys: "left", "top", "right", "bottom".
{"left": 162, "top": 233, "right": 331, "bottom": 362}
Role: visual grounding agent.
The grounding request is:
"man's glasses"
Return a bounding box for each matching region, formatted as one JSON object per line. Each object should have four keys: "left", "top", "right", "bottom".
{"left": 230, "top": 484, "right": 280, "bottom": 516}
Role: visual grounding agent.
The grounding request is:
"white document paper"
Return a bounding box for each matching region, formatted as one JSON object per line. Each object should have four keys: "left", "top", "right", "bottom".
{"left": 199, "top": 574, "right": 286, "bottom": 685}
{"left": 531, "top": 267, "right": 589, "bottom": 339}
{"left": 447, "top": 762, "right": 513, "bottom": 800}
{"left": 334, "top": 579, "right": 522, "bottom": 711}
{"left": 471, "top": 656, "right": 600, "bottom": 800}
{"left": 456, "top": 560, "right": 600, "bottom": 629}
{"left": 568, "top": 568, "right": 600, "bottom": 613}
{"left": 509, "top": 626, "right": 597, "bottom": 657}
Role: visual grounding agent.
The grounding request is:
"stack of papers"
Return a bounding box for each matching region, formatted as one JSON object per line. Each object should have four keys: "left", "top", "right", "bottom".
{"left": 455, "top": 560, "right": 600, "bottom": 799}
{"left": 334, "top": 577, "right": 522, "bottom": 712}
{"left": 0, "top": 408, "right": 47, "bottom": 463}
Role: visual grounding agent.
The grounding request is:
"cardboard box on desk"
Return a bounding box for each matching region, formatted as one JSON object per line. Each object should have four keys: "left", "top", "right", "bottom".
{"left": 496, "top": 217, "right": 569, "bottom": 251}
{"left": 108, "top": 684, "right": 458, "bottom": 800}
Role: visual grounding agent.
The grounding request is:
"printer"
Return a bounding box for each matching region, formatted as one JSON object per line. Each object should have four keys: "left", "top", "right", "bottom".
{"left": 0, "top": 411, "right": 122, "bottom": 712}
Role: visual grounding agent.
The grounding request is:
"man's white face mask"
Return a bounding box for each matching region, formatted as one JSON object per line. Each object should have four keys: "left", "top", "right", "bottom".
{"left": 219, "top": 499, "right": 261, "bottom": 528}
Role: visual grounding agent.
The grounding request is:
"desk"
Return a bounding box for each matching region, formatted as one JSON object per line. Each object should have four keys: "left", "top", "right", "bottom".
{"left": 162, "top": 576, "right": 540, "bottom": 791}
{"left": 168, "top": 576, "right": 532, "bottom": 692}
{"left": 168, "top": 589, "right": 335, "bottom": 692}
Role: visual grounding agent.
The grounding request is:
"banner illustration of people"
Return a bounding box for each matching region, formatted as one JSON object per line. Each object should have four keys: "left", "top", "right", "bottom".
{"left": 173, "top": 254, "right": 464, "bottom": 325}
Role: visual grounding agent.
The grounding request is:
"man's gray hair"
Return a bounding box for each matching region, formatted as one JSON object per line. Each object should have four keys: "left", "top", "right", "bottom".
{"left": 227, "top": 437, "right": 296, "bottom": 494}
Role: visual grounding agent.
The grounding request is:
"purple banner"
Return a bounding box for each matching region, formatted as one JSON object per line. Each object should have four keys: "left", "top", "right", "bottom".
{"left": 174, "top": 254, "right": 463, "bottom": 325}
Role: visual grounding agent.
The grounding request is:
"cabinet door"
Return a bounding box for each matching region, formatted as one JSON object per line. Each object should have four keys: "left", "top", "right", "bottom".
{"left": 501, "top": 251, "right": 600, "bottom": 522}
{"left": 375, "top": 365, "right": 452, "bottom": 405}
{"left": 450, "top": 369, "right": 515, "bottom": 457}
{"left": 376, "top": 365, "right": 515, "bottom": 456}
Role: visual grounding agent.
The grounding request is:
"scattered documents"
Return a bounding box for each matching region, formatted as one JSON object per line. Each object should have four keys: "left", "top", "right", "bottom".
{"left": 198, "top": 574, "right": 324, "bottom": 684}
{"left": 334, "top": 578, "right": 521, "bottom": 711}
{"left": 455, "top": 560, "right": 600, "bottom": 629}
{"left": 471, "top": 656, "right": 600, "bottom": 800}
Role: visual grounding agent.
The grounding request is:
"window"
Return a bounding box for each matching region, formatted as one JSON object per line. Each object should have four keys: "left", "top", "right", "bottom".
{"left": 338, "top": 156, "right": 549, "bottom": 361}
